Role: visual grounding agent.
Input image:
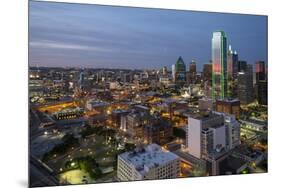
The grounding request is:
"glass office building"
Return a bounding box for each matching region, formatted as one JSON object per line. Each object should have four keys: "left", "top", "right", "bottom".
{"left": 212, "top": 31, "right": 228, "bottom": 99}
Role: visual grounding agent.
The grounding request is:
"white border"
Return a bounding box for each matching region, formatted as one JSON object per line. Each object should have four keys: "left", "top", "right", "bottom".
{"left": 0, "top": 0, "right": 280, "bottom": 188}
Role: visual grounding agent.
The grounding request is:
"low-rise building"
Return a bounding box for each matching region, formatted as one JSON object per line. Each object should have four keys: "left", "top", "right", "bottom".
{"left": 215, "top": 98, "right": 240, "bottom": 119}
{"left": 144, "top": 120, "right": 173, "bottom": 145}
{"left": 117, "top": 144, "right": 180, "bottom": 181}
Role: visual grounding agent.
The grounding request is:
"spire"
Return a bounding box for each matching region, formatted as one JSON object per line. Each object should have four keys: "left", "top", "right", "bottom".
{"left": 176, "top": 56, "right": 184, "bottom": 65}
{"left": 228, "top": 45, "right": 233, "bottom": 54}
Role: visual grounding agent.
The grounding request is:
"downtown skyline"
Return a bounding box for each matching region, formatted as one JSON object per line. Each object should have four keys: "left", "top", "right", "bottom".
{"left": 29, "top": 1, "right": 267, "bottom": 70}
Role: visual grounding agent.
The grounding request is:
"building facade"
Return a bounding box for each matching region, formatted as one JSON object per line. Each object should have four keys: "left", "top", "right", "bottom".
{"left": 143, "top": 121, "right": 173, "bottom": 145}
{"left": 215, "top": 98, "right": 240, "bottom": 119}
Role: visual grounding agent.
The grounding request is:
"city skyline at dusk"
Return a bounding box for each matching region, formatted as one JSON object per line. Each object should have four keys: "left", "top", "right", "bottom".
{"left": 29, "top": 1, "right": 267, "bottom": 70}
{"left": 29, "top": 1, "right": 268, "bottom": 187}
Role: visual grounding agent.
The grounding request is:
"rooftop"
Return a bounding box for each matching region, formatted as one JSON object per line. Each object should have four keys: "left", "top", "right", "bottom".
{"left": 189, "top": 111, "right": 222, "bottom": 121}
{"left": 119, "top": 144, "right": 179, "bottom": 174}
{"left": 216, "top": 98, "right": 240, "bottom": 103}
{"left": 87, "top": 100, "right": 109, "bottom": 107}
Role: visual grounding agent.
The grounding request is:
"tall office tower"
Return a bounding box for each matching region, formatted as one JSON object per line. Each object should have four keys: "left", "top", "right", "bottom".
{"left": 172, "top": 56, "right": 186, "bottom": 86}
{"left": 238, "top": 60, "right": 247, "bottom": 72}
{"left": 203, "top": 62, "right": 212, "bottom": 81}
{"left": 117, "top": 144, "right": 180, "bottom": 181}
{"left": 237, "top": 64, "right": 254, "bottom": 104}
{"left": 227, "top": 45, "right": 239, "bottom": 79}
{"left": 212, "top": 31, "right": 228, "bottom": 100}
{"left": 189, "top": 60, "right": 197, "bottom": 84}
{"left": 255, "top": 61, "right": 266, "bottom": 81}
{"left": 257, "top": 80, "right": 268, "bottom": 105}
{"left": 189, "top": 60, "right": 197, "bottom": 73}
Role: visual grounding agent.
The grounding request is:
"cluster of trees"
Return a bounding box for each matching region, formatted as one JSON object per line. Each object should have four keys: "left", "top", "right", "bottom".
{"left": 80, "top": 125, "right": 103, "bottom": 138}
{"left": 80, "top": 124, "right": 116, "bottom": 139}
{"left": 173, "top": 127, "right": 186, "bottom": 139}
{"left": 42, "top": 134, "right": 79, "bottom": 162}
{"left": 64, "top": 156, "right": 102, "bottom": 179}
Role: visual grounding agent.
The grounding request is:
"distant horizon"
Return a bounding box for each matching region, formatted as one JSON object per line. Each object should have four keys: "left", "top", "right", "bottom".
{"left": 29, "top": 1, "right": 267, "bottom": 70}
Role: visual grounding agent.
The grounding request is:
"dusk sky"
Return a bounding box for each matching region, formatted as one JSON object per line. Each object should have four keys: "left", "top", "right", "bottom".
{"left": 29, "top": 1, "right": 267, "bottom": 70}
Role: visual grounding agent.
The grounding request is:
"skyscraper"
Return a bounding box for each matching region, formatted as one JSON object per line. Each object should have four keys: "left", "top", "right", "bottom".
{"left": 188, "top": 60, "right": 197, "bottom": 84}
{"left": 237, "top": 64, "right": 254, "bottom": 104}
{"left": 255, "top": 61, "right": 266, "bottom": 82}
{"left": 255, "top": 61, "right": 267, "bottom": 105}
{"left": 212, "top": 31, "right": 227, "bottom": 99}
{"left": 189, "top": 60, "right": 197, "bottom": 73}
{"left": 227, "top": 45, "right": 239, "bottom": 79}
{"left": 203, "top": 62, "right": 212, "bottom": 81}
{"left": 257, "top": 80, "right": 268, "bottom": 105}
{"left": 172, "top": 56, "right": 186, "bottom": 86}
{"left": 238, "top": 61, "right": 247, "bottom": 72}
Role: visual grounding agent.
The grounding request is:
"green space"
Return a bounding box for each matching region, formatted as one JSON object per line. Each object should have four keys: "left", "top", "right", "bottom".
{"left": 60, "top": 169, "right": 92, "bottom": 184}
{"left": 63, "top": 156, "right": 102, "bottom": 180}
{"left": 42, "top": 133, "right": 79, "bottom": 162}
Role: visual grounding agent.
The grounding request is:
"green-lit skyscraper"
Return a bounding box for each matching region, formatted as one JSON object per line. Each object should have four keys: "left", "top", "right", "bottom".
{"left": 212, "top": 31, "right": 228, "bottom": 99}
{"left": 172, "top": 56, "right": 186, "bottom": 86}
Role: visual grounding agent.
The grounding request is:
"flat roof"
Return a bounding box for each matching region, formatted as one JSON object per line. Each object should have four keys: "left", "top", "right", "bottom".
{"left": 216, "top": 98, "right": 240, "bottom": 103}
{"left": 189, "top": 111, "right": 222, "bottom": 121}
{"left": 119, "top": 144, "right": 179, "bottom": 174}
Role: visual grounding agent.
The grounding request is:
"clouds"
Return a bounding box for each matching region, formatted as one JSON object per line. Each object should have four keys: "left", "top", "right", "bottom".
{"left": 29, "top": 1, "right": 267, "bottom": 70}
{"left": 29, "top": 40, "right": 115, "bottom": 53}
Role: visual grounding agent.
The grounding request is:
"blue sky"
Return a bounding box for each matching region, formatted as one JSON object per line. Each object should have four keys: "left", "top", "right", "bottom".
{"left": 29, "top": 1, "right": 267, "bottom": 70}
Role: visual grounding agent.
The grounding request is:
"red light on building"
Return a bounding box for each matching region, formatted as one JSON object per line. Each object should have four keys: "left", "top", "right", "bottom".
{"left": 213, "top": 63, "right": 221, "bottom": 74}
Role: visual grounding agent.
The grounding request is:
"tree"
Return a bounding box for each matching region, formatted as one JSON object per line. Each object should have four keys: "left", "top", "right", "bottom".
{"left": 173, "top": 127, "right": 186, "bottom": 139}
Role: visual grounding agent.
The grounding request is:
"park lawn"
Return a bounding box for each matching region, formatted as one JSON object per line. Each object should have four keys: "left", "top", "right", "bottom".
{"left": 60, "top": 169, "right": 93, "bottom": 185}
